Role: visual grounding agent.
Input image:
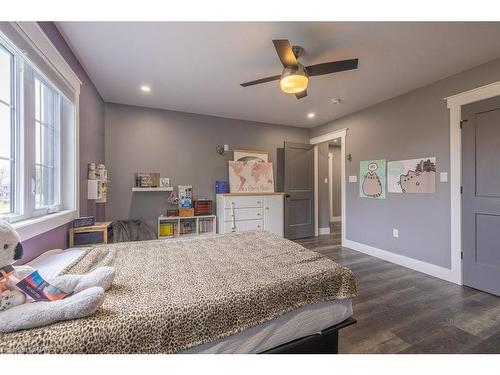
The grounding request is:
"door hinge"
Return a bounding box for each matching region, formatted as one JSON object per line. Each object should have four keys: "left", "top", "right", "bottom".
{"left": 460, "top": 119, "right": 468, "bottom": 129}
{"left": 460, "top": 186, "right": 463, "bottom": 194}
{"left": 461, "top": 252, "right": 463, "bottom": 259}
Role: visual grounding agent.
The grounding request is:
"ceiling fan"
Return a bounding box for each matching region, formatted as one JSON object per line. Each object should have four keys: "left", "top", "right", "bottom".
{"left": 240, "top": 39, "right": 359, "bottom": 99}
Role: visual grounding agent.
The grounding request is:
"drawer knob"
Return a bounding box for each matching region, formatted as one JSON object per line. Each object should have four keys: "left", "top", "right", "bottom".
{"left": 257, "top": 225, "right": 261, "bottom": 228}
{"left": 265, "top": 207, "right": 269, "bottom": 210}
{"left": 257, "top": 201, "right": 261, "bottom": 204}
{"left": 257, "top": 213, "right": 261, "bottom": 216}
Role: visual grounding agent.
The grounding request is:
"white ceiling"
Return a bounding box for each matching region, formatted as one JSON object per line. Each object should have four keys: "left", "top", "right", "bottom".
{"left": 56, "top": 22, "right": 500, "bottom": 128}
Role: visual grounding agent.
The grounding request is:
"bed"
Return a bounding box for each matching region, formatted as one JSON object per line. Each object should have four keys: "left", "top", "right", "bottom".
{"left": 0, "top": 231, "right": 357, "bottom": 354}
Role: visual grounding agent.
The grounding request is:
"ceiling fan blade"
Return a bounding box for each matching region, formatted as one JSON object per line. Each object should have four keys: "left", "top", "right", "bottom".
{"left": 295, "top": 90, "right": 307, "bottom": 99}
{"left": 272, "top": 39, "right": 297, "bottom": 67}
{"left": 240, "top": 74, "right": 281, "bottom": 87}
{"left": 306, "top": 59, "right": 359, "bottom": 77}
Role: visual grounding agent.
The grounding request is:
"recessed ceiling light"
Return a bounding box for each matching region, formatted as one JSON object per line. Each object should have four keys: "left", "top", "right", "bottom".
{"left": 331, "top": 98, "right": 341, "bottom": 104}
{"left": 307, "top": 113, "right": 315, "bottom": 119}
{"left": 334, "top": 139, "right": 338, "bottom": 142}
{"left": 140, "top": 85, "right": 151, "bottom": 93}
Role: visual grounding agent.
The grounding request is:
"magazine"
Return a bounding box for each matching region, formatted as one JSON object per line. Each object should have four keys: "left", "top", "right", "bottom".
{"left": 16, "top": 270, "right": 69, "bottom": 302}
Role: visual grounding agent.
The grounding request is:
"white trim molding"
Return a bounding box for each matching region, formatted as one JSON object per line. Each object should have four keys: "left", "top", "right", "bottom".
{"left": 310, "top": 128, "right": 347, "bottom": 245}
{"left": 344, "top": 239, "right": 460, "bottom": 284}
{"left": 313, "top": 145, "right": 319, "bottom": 236}
{"left": 330, "top": 216, "right": 341, "bottom": 222}
{"left": 14, "top": 22, "right": 81, "bottom": 95}
{"left": 319, "top": 227, "right": 331, "bottom": 235}
{"left": 2, "top": 22, "right": 81, "bottom": 240}
{"left": 445, "top": 80, "right": 500, "bottom": 286}
{"left": 13, "top": 22, "right": 81, "bottom": 217}
{"left": 14, "top": 210, "right": 76, "bottom": 241}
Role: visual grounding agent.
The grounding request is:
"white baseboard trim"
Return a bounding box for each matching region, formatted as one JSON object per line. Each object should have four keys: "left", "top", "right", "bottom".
{"left": 319, "top": 227, "right": 331, "bottom": 235}
{"left": 330, "top": 216, "right": 341, "bottom": 222}
{"left": 343, "top": 239, "right": 461, "bottom": 285}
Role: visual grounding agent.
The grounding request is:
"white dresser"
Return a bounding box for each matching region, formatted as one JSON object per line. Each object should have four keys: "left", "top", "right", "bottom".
{"left": 216, "top": 193, "right": 284, "bottom": 237}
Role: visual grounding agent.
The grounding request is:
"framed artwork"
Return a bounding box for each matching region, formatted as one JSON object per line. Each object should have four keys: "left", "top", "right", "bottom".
{"left": 233, "top": 149, "right": 269, "bottom": 162}
{"left": 178, "top": 185, "right": 193, "bottom": 208}
{"left": 359, "top": 159, "right": 386, "bottom": 199}
{"left": 228, "top": 161, "right": 274, "bottom": 193}
{"left": 388, "top": 157, "right": 436, "bottom": 193}
{"left": 159, "top": 178, "right": 171, "bottom": 187}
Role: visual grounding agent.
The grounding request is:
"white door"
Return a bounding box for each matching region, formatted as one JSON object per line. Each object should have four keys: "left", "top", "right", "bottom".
{"left": 264, "top": 195, "right": 284, "bottom": 236}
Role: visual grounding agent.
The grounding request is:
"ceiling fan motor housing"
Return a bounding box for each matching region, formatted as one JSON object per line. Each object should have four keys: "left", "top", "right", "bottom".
{"left": 291, "top": 45, "right": 305, "bottom": 59}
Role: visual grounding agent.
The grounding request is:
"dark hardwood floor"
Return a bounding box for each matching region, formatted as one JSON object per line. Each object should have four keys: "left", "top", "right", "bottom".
{"left": 294, "top": 222, "right": 500, "bottom": 354}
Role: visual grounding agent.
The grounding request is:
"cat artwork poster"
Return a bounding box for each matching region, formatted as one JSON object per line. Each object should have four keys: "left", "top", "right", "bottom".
{"left": 359, "top": 159, "right": 386, "bottom": 199}
{"left": 388, "top": 157, "right": 436, "bottom": 193}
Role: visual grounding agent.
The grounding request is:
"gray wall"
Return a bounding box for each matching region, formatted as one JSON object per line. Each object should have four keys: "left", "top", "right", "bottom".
{"left": 104, "top": 103, "right": 309, "bottom": 230}
{"left": 311, "top": 57, "right": 500, "bottom": 269}
{"left": 330, "top": 145, "right": 341, "bottom": 218}
{"left": 21, "top": 23, "right": 105, "bottom": 263}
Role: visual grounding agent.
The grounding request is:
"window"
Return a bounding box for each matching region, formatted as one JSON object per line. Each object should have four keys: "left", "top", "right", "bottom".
{"left": 0, "top": 31, "right": 73, "bottom": 224}
{"left": 0, "top": 45, "right": 14, "bottom": 216}
{"left": 34, "top": 77, "right": 61, "bottom": 210}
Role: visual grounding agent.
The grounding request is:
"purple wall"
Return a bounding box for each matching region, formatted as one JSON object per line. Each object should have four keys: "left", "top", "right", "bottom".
{"left": 20, "top": 223, "right": 72, "bottom": 263}
{"left": 18, "top": 23, "right": 105, "bottom": 263}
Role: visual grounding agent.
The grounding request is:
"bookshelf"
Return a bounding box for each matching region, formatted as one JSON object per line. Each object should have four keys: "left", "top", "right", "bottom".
{"left": 157, "top": 215, "right": 216, "bottom": 239}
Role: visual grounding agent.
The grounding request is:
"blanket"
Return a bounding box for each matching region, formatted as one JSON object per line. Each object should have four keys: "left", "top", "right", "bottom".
{"left": 111, "top": 220, "right": 156, "bottom": 243}
{"left": 0, "top": 231, "right": 357, "bottom": 353}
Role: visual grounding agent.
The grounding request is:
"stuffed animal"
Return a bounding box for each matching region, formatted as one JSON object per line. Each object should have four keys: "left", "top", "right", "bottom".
{"left": 0, "top": 219, "right": 116, "bottom": 333}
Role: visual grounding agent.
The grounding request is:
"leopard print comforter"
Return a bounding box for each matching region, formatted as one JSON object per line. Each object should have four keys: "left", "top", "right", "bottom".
{"left": 0, "top": 231, "right": 357, "bottom": 354}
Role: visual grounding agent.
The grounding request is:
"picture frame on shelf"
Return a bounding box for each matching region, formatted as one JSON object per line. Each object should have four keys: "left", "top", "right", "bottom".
{"left": 160, "top": 177, "right": 171, "bottom": 188}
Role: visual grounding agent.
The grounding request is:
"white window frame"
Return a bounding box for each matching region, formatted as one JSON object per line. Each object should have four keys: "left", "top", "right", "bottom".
{"left": 0, "top": 44, "right": 18, "bottom": 218}
{"left": 1, "top": 22, "right": 81, "bottom": 241}
{"left": 32, "top": 74, "right": 63, "bottom": 215}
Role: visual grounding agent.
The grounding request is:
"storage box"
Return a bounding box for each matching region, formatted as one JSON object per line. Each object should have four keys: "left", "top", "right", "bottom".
{"left": 166, "top": 209, "right": 179, "bottom": 217}
{"left": 159, "top": 222, "right": 175, "bottom": 237}
{"left": 194, "top": 200, "right": 213, "bottom": 215}
{"left": 179, "top": 208, "right": 195, "bottom": 217}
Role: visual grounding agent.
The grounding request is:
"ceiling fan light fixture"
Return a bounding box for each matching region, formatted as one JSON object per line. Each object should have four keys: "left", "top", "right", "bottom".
{"left": 279, "top": 65, "right": 308, "bottom": 94}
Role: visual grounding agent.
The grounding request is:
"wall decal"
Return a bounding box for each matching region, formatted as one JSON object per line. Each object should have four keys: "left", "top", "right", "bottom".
{"left": 359, "top": 159, "right": 386, "bottom": 199}
{"left": 388, "top": 157, "right": 436, "bottom": 193}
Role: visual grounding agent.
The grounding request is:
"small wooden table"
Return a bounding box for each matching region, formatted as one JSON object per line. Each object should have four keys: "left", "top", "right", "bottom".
{"left": 69, "top": 221, "right": 112, "bottom": 247}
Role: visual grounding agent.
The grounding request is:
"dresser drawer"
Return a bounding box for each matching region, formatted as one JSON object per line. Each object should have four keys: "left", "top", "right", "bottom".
{"left": 223, "top": 219, "right": 263, "bottom": 233}
{"left": 223, "top": 196, "right": 263, "bottom": 209}
{"left": 224, "top": 207, "right": 263, "bottom": 222}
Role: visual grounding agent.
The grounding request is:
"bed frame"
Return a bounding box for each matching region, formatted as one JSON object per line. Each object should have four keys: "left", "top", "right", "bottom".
{"left": 261, "top": 317, "right": 356, "bottom": 354}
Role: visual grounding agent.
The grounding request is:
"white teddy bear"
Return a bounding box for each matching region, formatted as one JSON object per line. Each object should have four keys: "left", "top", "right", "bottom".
{"left": 0, "top": 219, "right": 115, "bottom": 333}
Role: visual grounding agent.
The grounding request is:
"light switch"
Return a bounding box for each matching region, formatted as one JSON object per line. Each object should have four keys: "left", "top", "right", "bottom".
{"left": 224, "top": 144, "right": 229, "bottom": 151}
{"left": 440, "top": 172, "right": 448, "bottom": 183}
{"left": 324, "top": 178, "right": 328, "bottom": 184}
{"left": 349, "top": 175, "right": 357, "bottom": 183}
{"left": 393, "top": 228, "right": 399, "bottom": 238}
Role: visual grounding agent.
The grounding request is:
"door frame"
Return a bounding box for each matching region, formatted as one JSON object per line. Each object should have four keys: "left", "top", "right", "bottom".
{"left": 310, "top": 128, "right": 347, "bottom": 244}
{"left": 445, "top": 80, "right": 500, "bottom": 285}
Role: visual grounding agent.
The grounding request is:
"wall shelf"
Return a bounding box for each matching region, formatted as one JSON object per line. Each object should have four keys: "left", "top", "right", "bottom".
{"left": 132, "top": 187, "right": 173, "bottom": 192}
